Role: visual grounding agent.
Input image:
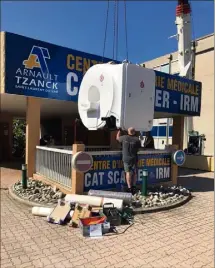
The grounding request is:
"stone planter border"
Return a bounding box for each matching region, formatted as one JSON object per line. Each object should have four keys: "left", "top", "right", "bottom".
{"left": 133, "top": 194, "right": 192, "bottom": 214}
{"left": 9, "top": 185, "right": 55, "bottom": 208}
{"left": 9, "top": 184, "right": 192, "bottom": 214}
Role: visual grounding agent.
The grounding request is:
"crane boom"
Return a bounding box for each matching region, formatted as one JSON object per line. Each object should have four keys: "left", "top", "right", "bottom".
{"left": 176, "top": 0, "right": 192, "bottom": 78}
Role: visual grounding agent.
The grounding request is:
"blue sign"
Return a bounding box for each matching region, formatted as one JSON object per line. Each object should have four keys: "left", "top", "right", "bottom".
{"left": 84, "top": 153, "right": 171, "bottom": 191}
{"left": 173, "top": 150, "right": 186, "bottom": 166}
{"left": 5, "top": 32, "right": 202, "bottom": 116}
{"left": 154, "top": 71, "right": 202, "bottom": 116}
{"left": 5, "top": 32, "right": 113, "bottom": 102}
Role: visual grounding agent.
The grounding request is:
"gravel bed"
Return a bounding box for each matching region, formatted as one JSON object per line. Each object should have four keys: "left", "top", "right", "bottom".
{"left": 13, "top": 180, "right": 191, "bottom": 210}
{"left": 13, "top": 180, "right": 66, "bottom": 205}
{"left": 132, "top": 185, "right": 191, "bottom": 208}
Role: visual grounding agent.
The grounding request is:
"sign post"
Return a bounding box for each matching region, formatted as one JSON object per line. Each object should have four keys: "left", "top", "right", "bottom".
{"left": 72, "top": 151, "right": 93, "bottom": 173}
{"left": 71, "top": 144, "right": 87, "bottom": 194}
{"left": 173, "top": 150, "right": 186, "bottom": 166}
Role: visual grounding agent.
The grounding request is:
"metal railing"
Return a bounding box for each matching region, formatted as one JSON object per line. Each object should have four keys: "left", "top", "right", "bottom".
{"left": 36, "top": 146, "right": 72, "bottom": 188}
{"left": 35, "top": 146, "right": 111, "bottom": 190}
{"left": 47, "top": 145, "right": 111, "bottom": 151}
{"left": 86, "top": 146, "right": 111, "bottom": 151}
{"left": 35, "top": 145, "right": 171, "bottom": 190}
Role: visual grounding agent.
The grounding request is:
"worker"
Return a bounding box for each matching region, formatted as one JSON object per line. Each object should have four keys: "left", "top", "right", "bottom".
{"left": 143, "top": 131, "right": 155, "bottom": 149}
{"left": 40, "top": 135, "right": 50, "bottom": 146}
{"left": 116, "top": 127, "right": 141, "bottom": 195}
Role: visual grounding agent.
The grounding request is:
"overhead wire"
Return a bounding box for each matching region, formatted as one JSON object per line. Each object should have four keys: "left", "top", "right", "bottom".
{"left": 102, "top": 0, "right": 129, "bottom": 62}
{"left": 115, "top": 0, "right": 119, "bottom": 61}
{"left": 123, "top": 0, "right": 129, "bottom": 61}
{"left": 113, "top": 0, "right": 117, "bottom": 60}
{"left": 102, "top": 0, "right": 110, "bottom": 62}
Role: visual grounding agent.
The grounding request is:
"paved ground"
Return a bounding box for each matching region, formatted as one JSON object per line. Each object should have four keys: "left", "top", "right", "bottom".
{"left": 1, "top": 161, "right": 23, "bottom": 189}
{"left": 1, "top": 166, "right": 214, "bottom": 268}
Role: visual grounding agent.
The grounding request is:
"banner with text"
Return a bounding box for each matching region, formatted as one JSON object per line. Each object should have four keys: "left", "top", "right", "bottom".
{"left": 84, "top": 153, "right": 171, "bottom": 191}
{"left": 5, "top": 32, "right": 201, "bottom": 116}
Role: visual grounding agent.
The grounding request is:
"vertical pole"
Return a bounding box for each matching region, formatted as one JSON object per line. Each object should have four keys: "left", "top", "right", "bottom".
{"left": 166, "top": 144, "right": 179, "bottom": 185}
{"left": 171, "top": 145, "right": 179, "bottom": 185}
{"left": 110, "top": 130, "right": 121, "bottom": 150}
{"left": 173, "top": 116, "right": 184, "bottom": 150}
{"left": 71, "top": 143, "right": 85, "bottom": 194}
{"left": 22, "top": 164, "right": 27, "bottom": 189}
{"left": 166, "top": 54, "right": 173, "bottom": 146}
{"left": 74, "top": 119, "right": 77, "bottom": 143}
{"left": 25, "top": 97, "right": 41, "bottom": 178}
{"left": 157, "top": 124, "right": 159, "bottom": 149}
{"left": 141, "top": 169, "right": 148, "bottom": 196}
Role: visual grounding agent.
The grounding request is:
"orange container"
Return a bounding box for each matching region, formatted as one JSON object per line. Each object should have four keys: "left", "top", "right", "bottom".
{"left": 79, "top": 216, "right": 107, "bottom": 237}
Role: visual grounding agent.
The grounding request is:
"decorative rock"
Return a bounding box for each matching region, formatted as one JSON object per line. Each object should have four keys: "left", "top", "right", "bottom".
{"left": 132, "top": 185, "right": 190, "bottom": 209}
{"left": 142, "top": 201, "right": 146, "bottom": 207}
{"left": 33, "top": 188, "right": 40, "bottom": 194}
{"left": 13, "top": 179, "right": 65, "bottom": 205}
{"left": 53, "top": 186, "right": 59, "bottom": 193}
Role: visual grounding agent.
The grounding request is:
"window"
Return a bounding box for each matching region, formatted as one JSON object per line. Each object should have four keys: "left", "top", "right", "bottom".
{"left": 160, "top": 64, "right": 170, "bottom": 74}
{"left": 154, "top": 63, "right": 170, "bottom": 74}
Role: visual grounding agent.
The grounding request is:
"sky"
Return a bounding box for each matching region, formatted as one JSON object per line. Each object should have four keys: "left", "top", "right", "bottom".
{"left": 1, "top": 1, "right": 214, "bottom": 63}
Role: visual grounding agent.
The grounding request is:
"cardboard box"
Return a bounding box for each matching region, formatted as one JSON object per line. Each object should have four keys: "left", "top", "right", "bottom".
{"left": 47, "top": 201, "right": 71, "bottom": 225}
{"left": 70, "top": 204, "right": 92, "bottom": 227}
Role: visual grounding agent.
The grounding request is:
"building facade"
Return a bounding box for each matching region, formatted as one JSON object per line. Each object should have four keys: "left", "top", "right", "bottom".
{"left": 143, "top": 34, "right": 214, "bottom": 156}
{"left": 0, "top": 31, "right": 212, "bottom": 163}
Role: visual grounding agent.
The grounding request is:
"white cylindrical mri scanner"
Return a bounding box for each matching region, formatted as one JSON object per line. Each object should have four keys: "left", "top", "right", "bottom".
{"left": 78, "top": 63, "right": 155, "bottom": 131}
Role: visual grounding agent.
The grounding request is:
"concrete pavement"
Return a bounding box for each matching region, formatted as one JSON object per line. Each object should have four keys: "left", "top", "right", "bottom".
{"left": 1, "top": 168, "right": 214, "bottom": 268}
{"left": 1, "top": 161, "right": 22, "bottom": 189}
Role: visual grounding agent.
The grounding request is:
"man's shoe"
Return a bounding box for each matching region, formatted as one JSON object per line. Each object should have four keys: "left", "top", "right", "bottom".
{"left": 131, "top": 186, "right": 137, "bottom": 195}
{"left": 126, "top": 188, "right": 132, "bottom": 193}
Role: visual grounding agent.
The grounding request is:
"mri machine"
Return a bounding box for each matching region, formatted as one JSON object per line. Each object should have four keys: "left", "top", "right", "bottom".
{"left": 78, "top": 62, "right": 156, "bottom": 132}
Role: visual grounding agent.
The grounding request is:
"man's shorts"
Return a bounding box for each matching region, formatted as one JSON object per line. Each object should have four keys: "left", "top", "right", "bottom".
{"left": 123, "top": 162, "right": 137, "bottom": 174}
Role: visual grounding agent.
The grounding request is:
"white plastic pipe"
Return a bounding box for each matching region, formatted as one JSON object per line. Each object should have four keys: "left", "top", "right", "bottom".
{"left": 32, "top": 207, "right": 54, "bottom": 217}
{"left": 70, "top": 210, "right": 74, "bottom": 218}
{"left": 65, "top": 194, "right": 102, "bottom": 207}
{"left": 65, "top": 194, "right": 123, "bottom": 210}
{"left": 103, "top": 198, "right": 123, "bottom": 211}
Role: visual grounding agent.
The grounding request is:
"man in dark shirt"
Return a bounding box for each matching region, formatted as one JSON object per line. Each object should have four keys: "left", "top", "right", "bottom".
{"left": 116, "top": 127, "right": 141, "bottom": 194}
{"left": 143, "top": 131, "right": 155, "bottom": 149}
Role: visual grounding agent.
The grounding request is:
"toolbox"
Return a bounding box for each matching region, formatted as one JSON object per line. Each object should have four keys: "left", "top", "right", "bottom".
{"left": 79, "top": 216, "right": 107, "bottom": 237}
{"left": 102, "top": 203, "right": 121, "bottom": 226}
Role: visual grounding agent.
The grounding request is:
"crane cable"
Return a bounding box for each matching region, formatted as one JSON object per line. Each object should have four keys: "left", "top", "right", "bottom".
{"left": 112, "top": 0, "right": 117, "bottom": 60}
{"left": 102, "top": 0, "right": 129, "bottom": 62}
{"left": 102, "top": 0, "right": 110, "bottom": 62}
{"left": 115, "top": 0, "right": 119, "bottom": 61}
{"left": 123, "top": 0, "right": 129, "bottom": 61}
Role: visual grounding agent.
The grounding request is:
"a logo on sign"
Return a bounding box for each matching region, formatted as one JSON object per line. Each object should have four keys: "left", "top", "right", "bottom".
{"left": 100, "top": 74, "right": 104, "bottom": 82}
{"left": 177, "top": 155, "right": 184, "bottom": 162}
{"left": 15, "top": 45, "right": 59, "bottom": 94}
{"left": 149, "top": 171, "right": 155, "bottom": 179}
{"left": 23, "top": 46, "right": 50, "bottom": 75}
{"left": 173, "top": 150, "right": 186, "bottom": 166}
{"left": 140, "top": 80, "right": 144, "bottom": 88}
